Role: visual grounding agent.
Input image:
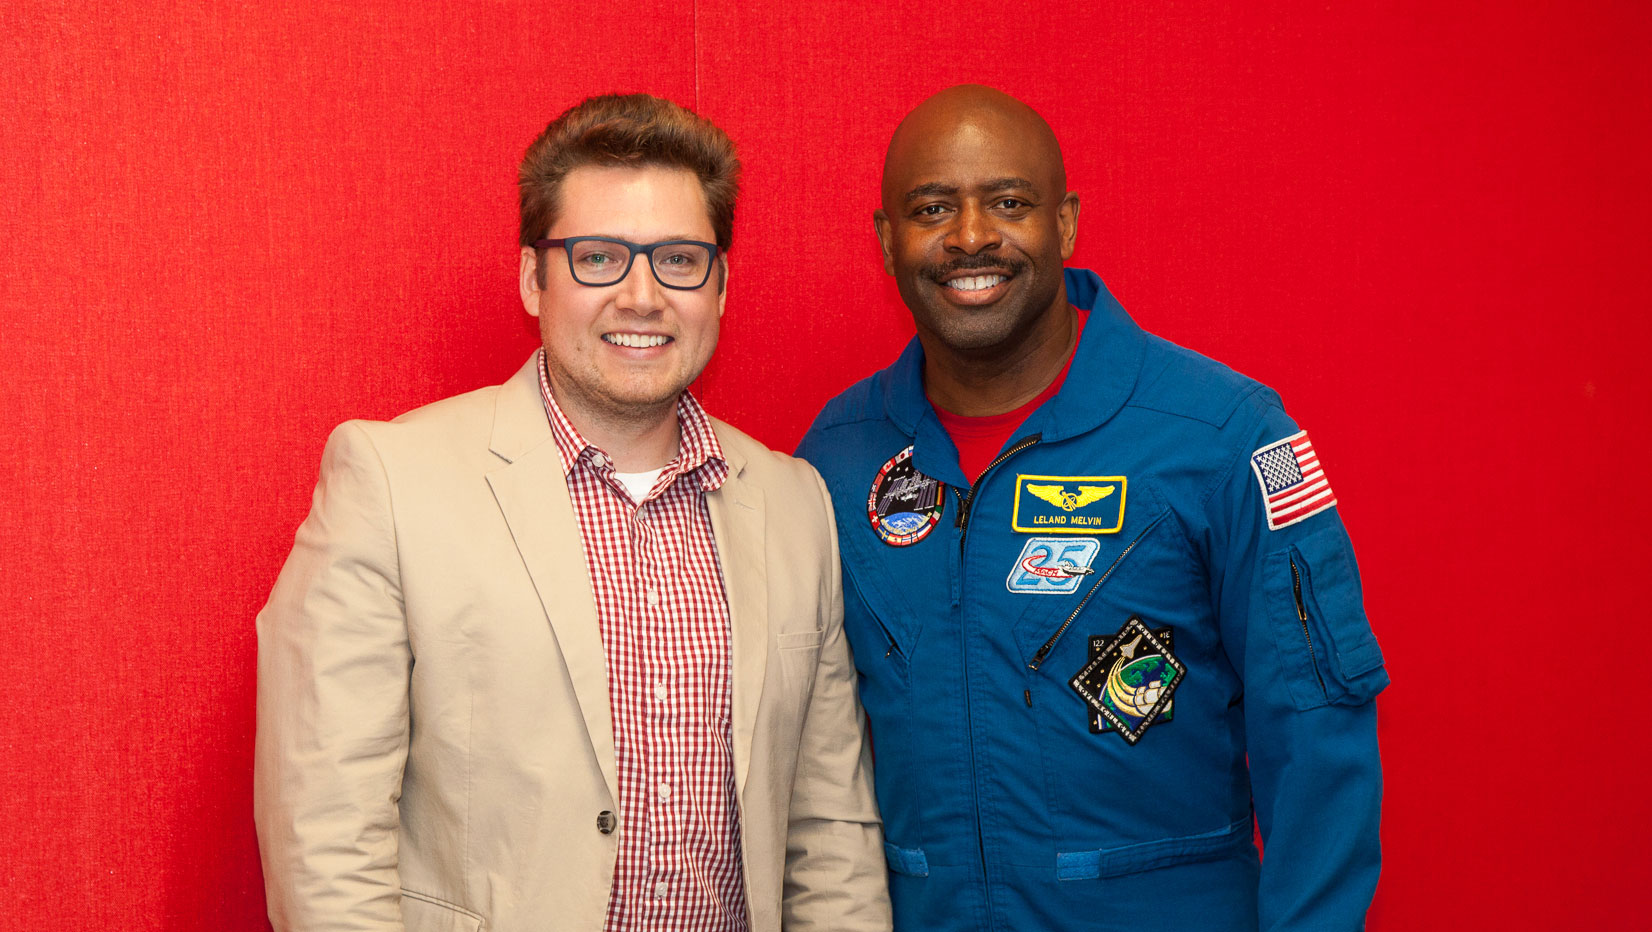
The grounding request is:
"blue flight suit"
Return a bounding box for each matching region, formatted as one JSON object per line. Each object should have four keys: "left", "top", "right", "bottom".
{"left": 796, "top": 269, "right": 1388, "bottom": 932}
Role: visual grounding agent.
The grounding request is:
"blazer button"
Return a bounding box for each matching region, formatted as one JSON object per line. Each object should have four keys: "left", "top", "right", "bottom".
{"left": 596, "top": 811, "right": 617, "bottom": 835}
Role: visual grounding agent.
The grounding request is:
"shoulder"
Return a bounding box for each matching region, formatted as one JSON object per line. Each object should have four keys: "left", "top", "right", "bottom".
{"left": 803, "top": 369, "right": 891, "bottom": 437}
{"left": 710, "top": 417, "right": 838, "bottom": 542}
{"left": 328, "top": 383, "right": 503, "bottom": 470}
{"left": 712, "top": 416, "right": 829, "bottom": 497}
{"left": 1127, "top": 332, "right": 1279, "bottom": 430}
{"left": 796, "top": 369, "right": 909, "bottom": 485}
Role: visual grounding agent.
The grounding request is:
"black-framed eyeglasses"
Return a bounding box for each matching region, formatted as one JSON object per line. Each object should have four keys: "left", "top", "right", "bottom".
{"left": 533, "top": 236, "right": 720, "bottom": 290}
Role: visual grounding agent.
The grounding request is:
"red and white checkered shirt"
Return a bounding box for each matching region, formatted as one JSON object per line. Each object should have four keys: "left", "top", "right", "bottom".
{"left": 538, "top": 352, "right": 748, "bottom": 932}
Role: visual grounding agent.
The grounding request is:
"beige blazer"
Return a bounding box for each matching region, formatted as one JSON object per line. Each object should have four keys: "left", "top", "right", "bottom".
{"left": 255, "top": 356, "right": 889, "bottom": 932}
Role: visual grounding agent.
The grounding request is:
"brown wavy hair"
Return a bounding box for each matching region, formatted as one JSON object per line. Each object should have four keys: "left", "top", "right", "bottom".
{"left": 518, "top": 94, "right": 740, "bottom": 271}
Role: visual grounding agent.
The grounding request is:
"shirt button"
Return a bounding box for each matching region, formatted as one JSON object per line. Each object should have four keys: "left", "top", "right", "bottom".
{"left": 596, "top": 811, "right": 616, "bottom": 834}
{"left": 654, "top": 881, "right": 668, "bottom": 899}
{"left": 589, "top": 452, "right": 608, "bottom": 469}
{"left": 654, "top": 683, "right": 667, "bottom": 701}
{"left": 658, "top": 782, "right": 672, "bottom": 800}
{"left": 646, "top": 589, "right": 660, "bottom": 607}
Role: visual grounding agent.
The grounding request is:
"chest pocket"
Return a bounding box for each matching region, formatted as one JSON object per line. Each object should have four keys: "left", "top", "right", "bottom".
{"left": 836, "top": 504, "right": 948, "bottom": 678}
{"left": 776, "top": 628, "right": 825, "bottom": 687}
{"left": 1009, "top": 486, "right": 1174, "bottom": 669}
{"left": 1264, "top": 521, "right": 1388, "bottom": 709}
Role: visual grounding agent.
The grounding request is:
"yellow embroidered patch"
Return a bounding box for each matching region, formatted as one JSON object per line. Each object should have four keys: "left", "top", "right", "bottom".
{"left": 1011, "top": 475, "right": 1127, "bottom": 534}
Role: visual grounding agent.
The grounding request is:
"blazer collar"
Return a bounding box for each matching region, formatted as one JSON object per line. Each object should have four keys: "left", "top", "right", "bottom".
{"left": 486, "top": 355, "right": 770, "bottom": 800}
{"left": 485, "top": 354, "right": 618, "bottom": 803}
{"left": 704, "top": 420, "right": 766, "bottom": 796}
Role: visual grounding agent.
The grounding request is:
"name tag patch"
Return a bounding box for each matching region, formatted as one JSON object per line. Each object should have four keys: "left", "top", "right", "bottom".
{"left": 1069, "top": 616, "right": 1184, "bottom": 745}
{"left": 1005, "top": 537, "right": 1101, "bottom": 594}
{"left": 1012, "top": 475, "right": 1126, "bottom": 534}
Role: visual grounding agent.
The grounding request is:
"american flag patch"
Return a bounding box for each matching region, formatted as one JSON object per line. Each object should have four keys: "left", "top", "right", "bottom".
{"left": 1249, "top": 430, "right": 1337, "bottom": 530}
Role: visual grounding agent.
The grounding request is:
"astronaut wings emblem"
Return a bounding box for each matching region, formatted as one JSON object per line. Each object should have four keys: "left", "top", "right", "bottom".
{"left": 1025, "top": 483, "right": 1115, "bottom": 512}
{"left": 1012, "top": 475, "right": 1128, "bottom": 534}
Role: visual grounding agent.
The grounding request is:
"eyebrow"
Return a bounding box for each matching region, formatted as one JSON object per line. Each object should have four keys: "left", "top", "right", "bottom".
{"left": 580, "top": 233, "right": 705, "bottom": 244}
{"left": 904, "top": 177, "right": 1037, "bottom": 201}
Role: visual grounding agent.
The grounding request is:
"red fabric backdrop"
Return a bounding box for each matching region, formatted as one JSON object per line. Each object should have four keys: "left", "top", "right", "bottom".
{"left": 3, "top": 1, "right": 1647, "bottom": 928}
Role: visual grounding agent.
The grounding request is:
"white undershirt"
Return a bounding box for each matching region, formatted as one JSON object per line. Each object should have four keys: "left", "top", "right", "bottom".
{"left": 615, "top": 468, "right": 665, "bottom": 504}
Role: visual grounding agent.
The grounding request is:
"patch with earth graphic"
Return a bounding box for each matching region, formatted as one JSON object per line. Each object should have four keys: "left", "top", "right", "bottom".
{"left": 1069, "top": 616, "right": 1184, "bottom": 744}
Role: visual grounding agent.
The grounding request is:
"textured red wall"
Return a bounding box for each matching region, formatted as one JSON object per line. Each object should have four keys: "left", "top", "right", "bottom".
{"left": 3, "top": 2, "right": 1647, "bottom": 929}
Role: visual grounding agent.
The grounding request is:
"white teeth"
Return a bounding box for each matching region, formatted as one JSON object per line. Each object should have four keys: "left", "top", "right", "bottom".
{"left": 604, "top": 333, "right": 670, "bottom": 348}
{"left": 946, "top": 274, "right": 1007, "bottom": 292}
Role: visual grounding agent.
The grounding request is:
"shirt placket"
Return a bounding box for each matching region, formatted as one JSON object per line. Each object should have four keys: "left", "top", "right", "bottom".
{"left": 636, "top": 482, "right": 682, "bottom": 924}
{"left": 591, "top": 455, "right": 640, "bottom": 932}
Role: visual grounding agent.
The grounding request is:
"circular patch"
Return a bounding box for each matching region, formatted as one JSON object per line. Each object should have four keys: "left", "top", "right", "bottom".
{"left": 867, "top": 445, "right": 945, "bottom": 547}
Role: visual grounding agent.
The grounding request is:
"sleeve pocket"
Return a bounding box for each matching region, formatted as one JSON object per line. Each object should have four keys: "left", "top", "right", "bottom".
{"left": 1263, "top": 523, "right": 1388, "bottom": 710}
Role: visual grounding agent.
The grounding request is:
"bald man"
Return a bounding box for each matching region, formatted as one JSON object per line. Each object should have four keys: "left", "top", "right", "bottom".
{"left": 796, "top": 86, "right": 1387, "bottom": 932}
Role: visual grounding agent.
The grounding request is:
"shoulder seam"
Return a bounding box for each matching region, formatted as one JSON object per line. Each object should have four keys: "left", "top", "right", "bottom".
{"left": 1196, "top": 388, "right": 1278, "bottom": 512}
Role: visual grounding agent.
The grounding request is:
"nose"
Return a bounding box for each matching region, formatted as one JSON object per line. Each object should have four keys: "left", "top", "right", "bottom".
{"left": 945, "top": 201, "right": 1002, "bottom": 254}
{"left": 613, "top": 254, "right": 667, "bottom": 315}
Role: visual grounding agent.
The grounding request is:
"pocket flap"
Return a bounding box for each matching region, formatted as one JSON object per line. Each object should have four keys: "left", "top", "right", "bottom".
{"left": 401, "top": 890, "right": 483, "bottom": 932}
{"left": 1265, "top": 523, "right": 1388, "bottom": 709}
{"left": 883, "top": 842, "right": 930, "bottom": 877}
{"left": 778, "top": 629, "right": 824, "bottom": 650}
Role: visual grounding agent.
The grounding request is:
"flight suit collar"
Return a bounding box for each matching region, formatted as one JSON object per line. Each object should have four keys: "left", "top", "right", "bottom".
{"left": 881, "top": 268, "right": 1147, "bottom": 484}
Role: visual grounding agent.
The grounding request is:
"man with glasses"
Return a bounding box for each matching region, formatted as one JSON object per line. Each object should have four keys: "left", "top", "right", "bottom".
{"left": 256, "top": 94, "right": 889, "bottom": 932}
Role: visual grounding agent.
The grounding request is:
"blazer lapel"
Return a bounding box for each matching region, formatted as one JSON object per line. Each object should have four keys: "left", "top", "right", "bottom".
{"left": 484, "top": 357, "right": 617, "bottom": 804}
{"left": 706, "top": 429, "right": 768, "bottom": 797}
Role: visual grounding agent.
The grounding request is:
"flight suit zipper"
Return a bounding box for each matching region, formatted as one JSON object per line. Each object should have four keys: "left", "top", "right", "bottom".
{"left": 1026, "top": 511, "right": 1168, "bottom": 671}
{"left": 955, "top": 434, "right": 1042, "bottom": 543}
{"left": 952, "top": 433, "right": 1038, "bottom": 928}
{"left": 1290, "top": 556, "right": 1327, "bottom": 694}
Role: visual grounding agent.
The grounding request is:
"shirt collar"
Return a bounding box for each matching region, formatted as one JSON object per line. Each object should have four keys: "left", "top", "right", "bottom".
{"left": 536, "top": 348, "right": 729, "bottom": 493}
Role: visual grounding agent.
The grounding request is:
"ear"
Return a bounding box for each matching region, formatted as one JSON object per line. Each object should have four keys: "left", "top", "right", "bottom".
{"left": 1057, "top": 193, "right": 1080, "bottom": 261}
{"left": 519, "top": 247, "right": 543, "bottom": 318}
{"left": 873, "top": 209, "right": 895, "bottom": 275}
{"left": 716, "top": 255, "right": 728, "bottom": 318}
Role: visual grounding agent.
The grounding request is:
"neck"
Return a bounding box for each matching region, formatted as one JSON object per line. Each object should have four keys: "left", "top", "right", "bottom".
{"left": 584, "top": 413, "right": 682, "bottom": 472}
{"left": 921, "top": 302, "right": 1078, "bottom": 417}
{"left": 552, "top": 385, "right": 684, "bottom": 471}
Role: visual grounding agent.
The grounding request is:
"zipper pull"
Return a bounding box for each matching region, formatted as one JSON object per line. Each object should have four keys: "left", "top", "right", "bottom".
{"left": 1027, "top": 512, "right": 1168, "bottom": 671}
{"left": 957, "top": 434, "right": 1042, "bottom": 539}
{"left": 1290, "top": 556, "right": 1308, "bottom": 621}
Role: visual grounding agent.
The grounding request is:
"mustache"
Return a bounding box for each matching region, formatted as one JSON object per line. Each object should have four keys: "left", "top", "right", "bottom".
{"left": 919, "top": 255, "right": 1028, "bottom": 282}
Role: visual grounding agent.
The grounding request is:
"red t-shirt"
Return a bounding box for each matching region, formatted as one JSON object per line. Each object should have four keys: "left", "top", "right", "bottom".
{"left": 932, "top": 309, "right": 1088, "bottom": 485}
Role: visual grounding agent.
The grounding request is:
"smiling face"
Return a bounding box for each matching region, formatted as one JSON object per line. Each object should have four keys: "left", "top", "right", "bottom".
{"left": 875, "top": 87, "right": 1078, "bottom": 361}
{"left": 520, "top": 164, "right": 725, "bottom": 434}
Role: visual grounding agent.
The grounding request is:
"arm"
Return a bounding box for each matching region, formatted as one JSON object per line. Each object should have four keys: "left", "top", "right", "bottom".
{"left": 254, "top": 421, "right": 411, "bottom": 931}
{"left": 780, "top": 469, "right": 892, "bottom": 932}
{"left": 1211, "top": 401, "right": 1389, "bottom": 932}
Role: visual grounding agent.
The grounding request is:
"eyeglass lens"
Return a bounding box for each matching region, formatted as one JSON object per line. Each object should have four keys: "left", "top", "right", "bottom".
{"left": 568, "top": 239, "right": 713, "bottom": 288}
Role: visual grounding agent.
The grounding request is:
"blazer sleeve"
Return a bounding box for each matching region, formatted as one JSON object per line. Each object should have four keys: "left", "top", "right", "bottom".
{"left": 780, "top": 468, "right": 893, "bottom": 932}
{"left": 255, "top": 420, "right": 411, "bottom": 931}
